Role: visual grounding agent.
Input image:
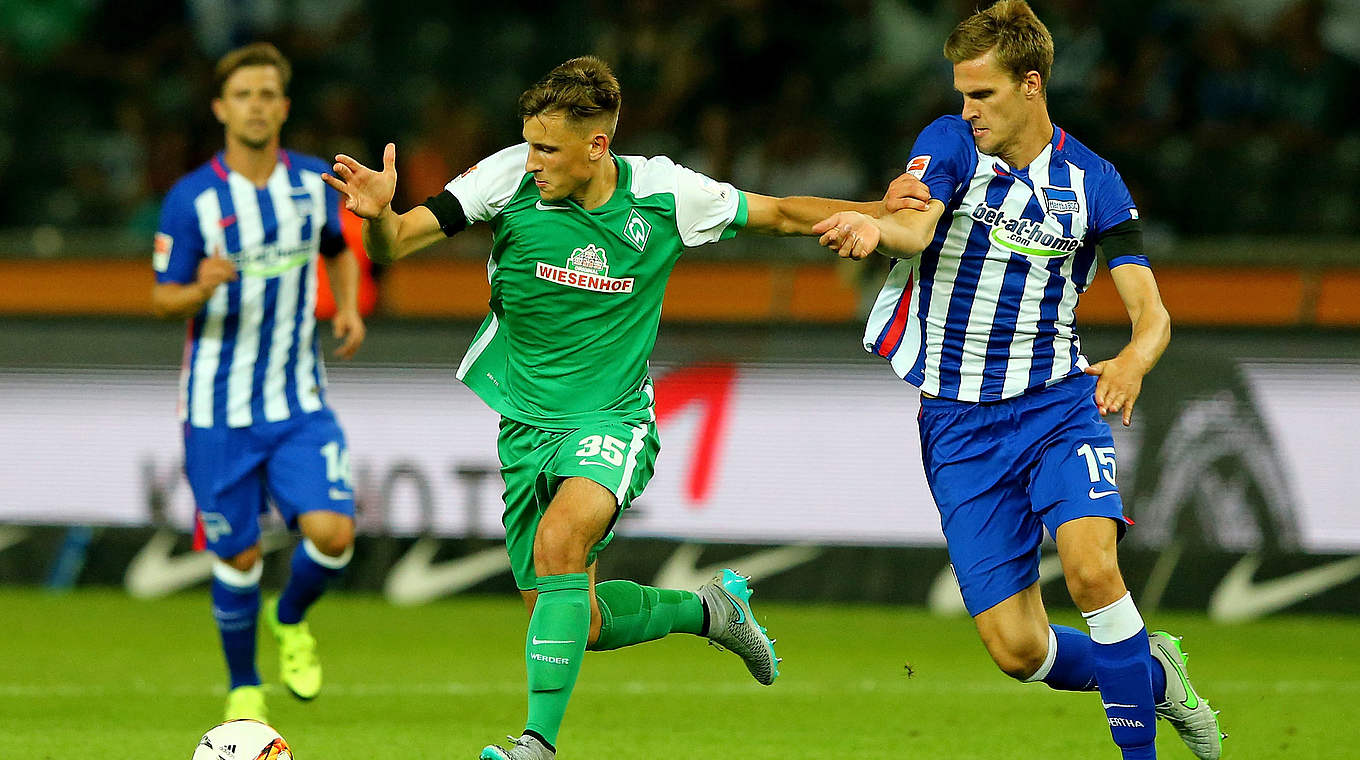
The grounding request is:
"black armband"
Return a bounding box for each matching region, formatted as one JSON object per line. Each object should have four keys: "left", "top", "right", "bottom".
{"left": 422, "top": 190, "right": 468, "bottom": 237}
{"left": 319, "top": 232, "right": 346, "bottom": 258}
{"left": 1096, "top": 217, "right": 1150, "bottom": 269}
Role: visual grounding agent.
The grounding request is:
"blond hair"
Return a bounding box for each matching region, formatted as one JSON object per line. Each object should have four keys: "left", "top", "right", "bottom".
{"left": 517, "top": 56, "right": 622, "bottom": 136}
{"left": 214, "top": 42, "right": 292, "bottom": 96}
{"left": 944, "top": 1, "right": 1053, "bottom": 93}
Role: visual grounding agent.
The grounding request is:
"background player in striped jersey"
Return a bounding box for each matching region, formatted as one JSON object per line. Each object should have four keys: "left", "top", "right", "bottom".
{"left": 816, "top": 2, "right": 1222, "bottom": 759}
{"left": 321, "top": 57, "right": 929, "bottom": 760}
{"left": 151, "top": 42, "right": 364, "bottom": 723}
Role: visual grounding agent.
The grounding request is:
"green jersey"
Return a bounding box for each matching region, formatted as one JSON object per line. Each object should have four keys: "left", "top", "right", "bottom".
{"left": 446, "top": 143, "right": 749, "bottom": 429}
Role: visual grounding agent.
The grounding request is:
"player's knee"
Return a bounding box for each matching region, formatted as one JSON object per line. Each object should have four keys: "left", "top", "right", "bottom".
{"left": 1064, "top": 560, "right": 1124, "bottom": 608}
{"left": 981, "top": 628, "right": 1049, "bottom": 680}
{"left": 225, "top": 544, "right": 262, "bottom": 572}
{"left": 301, "top": 515, "right": 355, "bottom": 557}
{"left": 989, "top": 640, "right": 1049, "bottom": 680}
{"left": 532, "top": 524, "right": 588, "bottom": 575}
{"left": 310, "top": 522, "right": 355, "bottom": 558}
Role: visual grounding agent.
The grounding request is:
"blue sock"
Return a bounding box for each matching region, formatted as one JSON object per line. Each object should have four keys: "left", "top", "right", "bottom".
{"left": 1085, "top": 593, "right": 1158, "bottom": 760}
{"left": 1151, "top": 645, "right": 1167, "bottom": 702}
{"left": 211, "top": 560, "right": 262, "bottom": 689}
{"left": 1040, "top": 624, "right": 1100, "bottom": 691}
{"left": 276, "top": 539, "right": 351, "bottom": 625}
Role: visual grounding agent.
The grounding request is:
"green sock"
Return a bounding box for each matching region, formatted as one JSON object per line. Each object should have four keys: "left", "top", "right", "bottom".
{"left": 588, "top": 579, "right": 706, "bottom": 651}
{"left": 523, "top": 573, "right": 590, "bottom": 747}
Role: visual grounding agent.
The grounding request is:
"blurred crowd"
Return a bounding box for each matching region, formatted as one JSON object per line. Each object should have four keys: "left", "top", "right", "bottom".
{"left": 0, "top": 0, "right": 1357, "bottom": 250}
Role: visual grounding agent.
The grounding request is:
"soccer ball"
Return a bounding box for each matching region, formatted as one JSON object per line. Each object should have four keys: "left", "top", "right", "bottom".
{"left": 191, "top": 719, "right": 292, "bottom": 760}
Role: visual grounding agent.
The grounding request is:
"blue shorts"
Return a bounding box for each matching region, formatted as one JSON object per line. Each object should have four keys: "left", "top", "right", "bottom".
{"left": 184, "top": 408, "right": 355, "bottom": 559}
{"left": 918, "top": 373, "right": 1130, "bottom": 617}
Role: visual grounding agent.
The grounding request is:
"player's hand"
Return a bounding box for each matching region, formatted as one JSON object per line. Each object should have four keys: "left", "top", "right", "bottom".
{"left": 813, "top": 212, "right": 881, "bottom": 260}
{"left": 1085, "top": 356, "right": 1146, "bottom": 427}
{"left": 331, "top": 308, "right": 366, "bottom": 360}
{"left": 323, "top": 143, "right": 397, "bottom": 220}
{"left": 196, "top": 252, "right": 237, "bottom": 291}
{"left": 883, "top": 172, "right": 932, "bottom": 213}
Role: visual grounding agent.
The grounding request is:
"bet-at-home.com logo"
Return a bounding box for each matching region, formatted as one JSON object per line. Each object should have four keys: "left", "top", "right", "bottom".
{"left": 536, "top": 243, "right": 636, "bottom": 293}
{"left": 972, "top": 203, "right": 1081, "bottom": 258}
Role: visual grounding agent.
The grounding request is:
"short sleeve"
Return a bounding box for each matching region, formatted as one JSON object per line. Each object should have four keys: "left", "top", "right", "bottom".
{"left": 445, "top": 143, "right": 531, "bottom": 223}
{"left": 903, "top": 116, "right": 977, "bottom": 205}
{"left": 153, "top": 184, "right": 206, "bottom": 285}
{"left": 670, "top": 162, "right": 743, "bottom": 247}
{"left": 1087, "top": 164, "right": 1140, "bottom": 236}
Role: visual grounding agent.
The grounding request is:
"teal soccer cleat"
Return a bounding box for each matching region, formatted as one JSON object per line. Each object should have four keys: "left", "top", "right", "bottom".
{"left": 697, "top": 569, "right": 781, "bottom": 685}
{"left": 480, "top": 734, "right": 554, "bottom": 760}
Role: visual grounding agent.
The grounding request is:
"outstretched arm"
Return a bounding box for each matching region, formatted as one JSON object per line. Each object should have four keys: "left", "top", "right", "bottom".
{"left": 322, "top": 143, "right": 444, "bottom": 265}
{"left": 812, "top": 201, "right": 947, "bottom": 260}
{"left": 740, "top": 173, "right": 931, "bottom": 237}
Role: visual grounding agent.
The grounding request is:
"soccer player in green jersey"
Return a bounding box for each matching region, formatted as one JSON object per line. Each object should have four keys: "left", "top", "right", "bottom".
{"left": 322, "top": 56, "right": 930, "bottom": 760}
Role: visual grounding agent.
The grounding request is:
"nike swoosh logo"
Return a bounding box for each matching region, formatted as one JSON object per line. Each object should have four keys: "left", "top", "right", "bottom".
{"left": 652, "top": 542, "right": 822, "bottom": 591}
{"left": 1088, "top": 488, "right": 1119, "bottom": 499}
{"left": 532, "top": 637, "right": 576, "bottom": 645}
{"left": 1208, "top": 553, "right": 1360, "bottom": 623}
{"left": 721, "top": 592, "right": 745, "bottom": 624}
{"left": 123, "top": 528, "right": 289, "bottom": 599}
{"left": 578, "top": 460, "right": 611, "bottom": 467}
{"left": 535, "top": 201, "right": 569, "bottom": 211}
{"left": 383, "top": 539, "right": 512, "bottom": 606}
{"left": 329, "top": 487, "right": 353, "bottom": 500}
{"left": 1102, "top": 702, "right": 1139, "bottom": 709}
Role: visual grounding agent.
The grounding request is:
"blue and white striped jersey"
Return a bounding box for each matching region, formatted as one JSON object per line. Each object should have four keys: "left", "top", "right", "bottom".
{"left": 154, "top": 150, "right": 346, "bottom": 428}
{"left": 864, "top": 116, "right": 1150, "bottom": 403}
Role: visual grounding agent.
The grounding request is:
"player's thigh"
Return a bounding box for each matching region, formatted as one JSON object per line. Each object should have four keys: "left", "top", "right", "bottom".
{"left": 184, "top": 424, "right": 270, "bottom": 560}
{"left": 498, "top": 419, "right": 559, "bottom": 591}
{"left": 265, "top": 409, "right": 356, "bottom": 529}
{"left": 547, "top": 419, "right": 658, "bottom": 566}
{"left": 1030, "top": 397, "right": 1129, "bottom": 542}
{"left": 919, "top": 400, "right": 1044, "bottom": 618}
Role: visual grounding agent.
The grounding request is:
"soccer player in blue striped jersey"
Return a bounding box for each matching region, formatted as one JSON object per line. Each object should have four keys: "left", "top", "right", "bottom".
{"left": 817, "top": 2, "right": 1222, "bottom": 758}
{"left": 151, "top": 42, "right": 363, "bottom": 724}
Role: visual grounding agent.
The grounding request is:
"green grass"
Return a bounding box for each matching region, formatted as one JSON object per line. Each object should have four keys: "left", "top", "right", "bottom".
{"left": 2, "top": 589, "right": 1357, "bottom": 758}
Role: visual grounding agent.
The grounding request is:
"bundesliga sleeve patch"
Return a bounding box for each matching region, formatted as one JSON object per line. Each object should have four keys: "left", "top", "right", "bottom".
{"left": 153, "top": 233, "right": 173, "bottom": 272}
{"left": 905, "top": 155, "right": 931, "bottom": 179}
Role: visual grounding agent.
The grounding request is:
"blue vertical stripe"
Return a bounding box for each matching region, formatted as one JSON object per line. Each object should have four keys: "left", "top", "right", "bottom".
{"left": 211, "top": 184, "right": 242, "bottom": 428}
{"left": 1027, "top": 254, "right": 1069, "bottom": 389}
{"left": 934, "top": 174, "right": 1011, "bottom": 398}
{"left": 249, "top": 185, "right": 281, "bottom": 424}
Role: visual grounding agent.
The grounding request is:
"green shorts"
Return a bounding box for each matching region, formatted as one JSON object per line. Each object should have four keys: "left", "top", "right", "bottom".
{"left": 497, "top": 416, "right": 660, "bottom": 590}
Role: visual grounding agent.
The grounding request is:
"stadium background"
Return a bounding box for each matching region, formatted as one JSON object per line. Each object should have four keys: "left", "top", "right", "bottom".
{"left": 1, "top": 1, "right": 1358, "bottom": 757}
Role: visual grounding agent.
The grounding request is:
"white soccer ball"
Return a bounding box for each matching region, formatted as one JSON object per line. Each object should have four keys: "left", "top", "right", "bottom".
{"left": 191, "top": 719, "right": 292, "bottom": 760}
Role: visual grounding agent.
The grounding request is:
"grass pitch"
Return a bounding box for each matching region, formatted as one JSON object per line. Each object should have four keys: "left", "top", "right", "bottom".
{"left": 2, "top": 589, "right": 1356, "bottom": 758}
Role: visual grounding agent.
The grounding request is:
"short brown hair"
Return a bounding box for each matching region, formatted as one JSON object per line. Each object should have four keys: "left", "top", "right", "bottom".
{"left": 944, "top": 0, "right": 1053, "bottom": 93}
{"left": 517, "top": 56, "right": 622, "bottom": 136}
{"left": 214, "top": 42, "right": 292, "bottom": 96}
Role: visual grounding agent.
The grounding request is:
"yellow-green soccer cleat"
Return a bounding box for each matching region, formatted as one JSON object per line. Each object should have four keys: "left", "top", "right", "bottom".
{"left": 223, "top": 684, "right": 268, "bottom": 723}
{"left": 265, "top": 596, "right": 322, "bottom": 701}
{"left": 696, "top": 569, "right": 781, "bottom": 685}
{"left": 1150, "top": 631, "right": 1225, "bottom": 759}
